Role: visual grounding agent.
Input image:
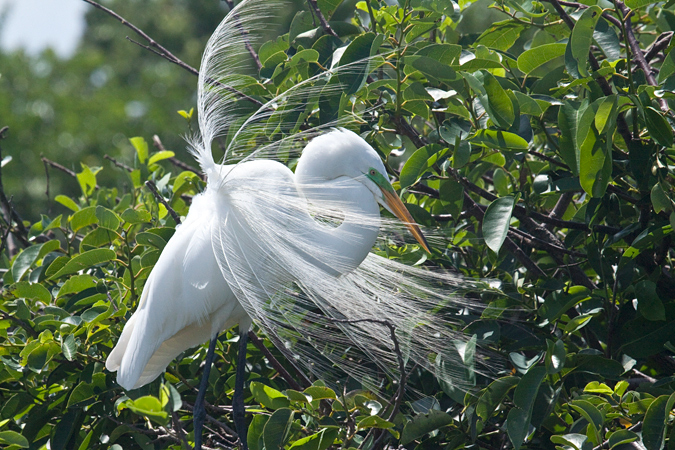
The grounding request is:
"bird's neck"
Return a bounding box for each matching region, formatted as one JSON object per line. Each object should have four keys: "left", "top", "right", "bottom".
{"left": 298, "top": 177, "right": 380, "bottom": 276}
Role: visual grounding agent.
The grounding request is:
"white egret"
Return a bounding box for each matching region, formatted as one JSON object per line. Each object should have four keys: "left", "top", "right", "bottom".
{"left": 106, "top": 1, "right": 492, "bottom": 448}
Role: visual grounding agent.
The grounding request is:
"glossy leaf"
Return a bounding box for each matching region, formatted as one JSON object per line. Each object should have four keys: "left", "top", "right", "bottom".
{"left": 517, "top": 43, "right": 566, "bottom": 74}
{"left": 482, "top": 196, "right": 515, "bottom": 253}
{"left": 565, "top": 6, "right": 602, "bottom": 78}
{"left": 48, "top": 249, "right": 116, "bottom": 280}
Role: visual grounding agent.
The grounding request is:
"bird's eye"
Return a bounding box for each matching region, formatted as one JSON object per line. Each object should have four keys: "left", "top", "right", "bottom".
{"left": 369, "top": 169, "right": 376, "bottom": 176}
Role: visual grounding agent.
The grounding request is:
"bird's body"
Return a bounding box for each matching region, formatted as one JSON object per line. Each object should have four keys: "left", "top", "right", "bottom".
{"left": 106, "top": 130, "right": 395, "bottom": 390}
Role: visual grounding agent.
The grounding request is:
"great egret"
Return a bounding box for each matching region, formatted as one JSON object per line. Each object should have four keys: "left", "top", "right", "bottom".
{"left": 106, "top": 1, "right": 489, "bottom": 448}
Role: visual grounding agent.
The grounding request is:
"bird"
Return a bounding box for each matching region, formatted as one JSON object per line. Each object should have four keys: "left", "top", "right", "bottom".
{"left": 105, "top": 1, "right": 492, "bottom": 448}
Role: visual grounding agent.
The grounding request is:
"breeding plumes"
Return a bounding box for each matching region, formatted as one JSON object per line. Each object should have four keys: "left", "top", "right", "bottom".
{"left": 106, "top": 0, "right": 496, "bottom": 448}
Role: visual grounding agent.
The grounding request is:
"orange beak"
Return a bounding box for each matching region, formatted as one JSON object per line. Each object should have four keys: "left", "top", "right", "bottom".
{"left": 380, "top": 188, "right": 431, "bottom": 253}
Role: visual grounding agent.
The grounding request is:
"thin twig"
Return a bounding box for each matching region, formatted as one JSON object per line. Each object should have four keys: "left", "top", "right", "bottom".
{"left": 152, "top": 135, "right": 204, "bottom": 179}
{"left": 145, "top": 180, "right": 182, "bottom": 224}
{"left": 1, "top": 312, "right": 39, "bottom": 338}
{"left": 105, "top": 154, "right": 133, "bottom": 172}
{"left": 81, "top": 0, "right": 263, "bottom": 107}
{"left": 0, "top": 128, "right": 29, "bottom": 249}
{"left": 306, "top": 0, "right": 339, "bottom": 38}
{"left": 183, "top": 402, "right": 239, "bottom": 438}
{"left": 41, "top": 157, "right": 77, "bottom": 178}
{"left": 645, "top": 31, "right": 673, "bottom": 62}
{"left": 172, "top": 412, "right": 190, "bottom": 450}
{"left": 614, "top": 0, "right": 670, "bottom": 113}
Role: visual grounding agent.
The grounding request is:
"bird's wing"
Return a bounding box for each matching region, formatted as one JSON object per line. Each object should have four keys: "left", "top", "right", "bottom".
{"left": 107, "top": 191, "right": 248, "bottom": 390}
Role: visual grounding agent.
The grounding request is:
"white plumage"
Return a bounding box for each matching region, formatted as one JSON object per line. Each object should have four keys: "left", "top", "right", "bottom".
{"left": 106, "top": 0, "right": 491, "bottom": 396}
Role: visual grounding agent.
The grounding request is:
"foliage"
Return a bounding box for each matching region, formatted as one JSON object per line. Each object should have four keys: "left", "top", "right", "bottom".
{"left": 1, "top": 0, "right": 675, "bottom": 449}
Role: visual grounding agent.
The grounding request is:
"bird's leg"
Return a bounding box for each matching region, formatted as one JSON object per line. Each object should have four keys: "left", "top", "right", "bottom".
{"left": 233, "top": 330, "right": 249, "bottom": 450}
{"left": 194, "top": 334, "right": 218, "bottom": 450}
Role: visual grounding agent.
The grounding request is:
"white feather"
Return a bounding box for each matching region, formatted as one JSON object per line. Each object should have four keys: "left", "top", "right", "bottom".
{"left": 107, "top": 0, "right": 500, "bottom": 393}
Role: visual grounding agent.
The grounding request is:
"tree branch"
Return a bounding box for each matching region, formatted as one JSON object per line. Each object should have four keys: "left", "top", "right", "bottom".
{"left": 614, "top": 0, "right": 670, "bottom": 113}
{"left": 152, "top": 135, "right": 204, "bottom": 179}
{"left": 145, "top": 180, "right": 182, "bottom": 225}
{"left": 0, "top": 127, "right": 29, "bottom": 250}
{"left": 306, "top": 0, "right": 339, "bottom": 38}
{"left": 82, "top": 0, "right": 263, "bottom": 107}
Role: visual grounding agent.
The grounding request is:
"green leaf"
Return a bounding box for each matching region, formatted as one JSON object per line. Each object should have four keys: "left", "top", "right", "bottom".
{"left": 259, "top": 35, "right": 289, "bottom": 63}
{"left": 48, "top": 248, "right": 116, "bottom": 280}
{"left": 250, "top": 381, "right": 291, "bottom": 409}
{"left": 61, "top": 334, "right": 76, "bottom": 361}
{"left": 642, "top": 393, "right": 675, "bottom": 450}
{"left": 399, "top": 144, "right": 446, "bottom": 188}
{"left": 517, "top": 43, "right": 566, "bottom": 74}
{"left": 55, "top": 195, "right": 80, "bottom": 212}
{"left": 409, "top": 56, "right": 457, "bottom": 81}
{"left": 570, "top": 399, "right": 603, "bottom": 444}
{"left": 337, "top": 32, "right": 383, "bottom": 94}
{"left": 584, "top": 381, "right": 613, "bottom": 395}
{"left": 400, "top": 409, "right": 452, "bottom": 444}
{"left": 76, "top": 163, "right": 98, "bottom": 196}
{"left": 476, "top": 376, "right": 519, "bottom": 421}
{"left": 247, "top": 414, "right": 269, "bottom": 450}
{"left": 263, "top": 408, "right": 294, "bottom": 450}
{"left": 10, "top": 244, "right": 45, "bottom": 282}
{"left": 403, "top": 82, "right": 434, "bottom": 101}
{"left": 317, "top": 0, "right": 342, "bottom": 19}
{"left": 594, "top": 18, "right": 621, "bottom": 62}
{"left": 608, "top": 430, "right": 638, "bottom": 448}
{"left": 81, "top": 227, "right": 119, "bottom": 250}
{"left": 545, "top": 339, "right": 565, "bottom": 374}
{"left": 625, "top": 0, "right": 655, "bottom": 8}
{"left": 476, "top": 21, "right": 524, "bottom": 52}
{"left": 95, "top": 206, "right": 121, "bottom": 231}
{"left": 636, "top": 280, "right": 666, "bottom": 321}
{"left": 482, "top": 196, "right": 515, "bottom": 253}
{"left": 658, "top": 48, "right": 675, "bottom": 84}
{"left": 135, "top": 232, "right": 168, "bottom": 250}
{"left": 439, "top": 179, "right": 464, "bottom": 219}
{"left": 303, "top": 386, "right": 337, "bottom": 401}
{"left": 579, "top": 124, "right": 610, "bottom": 198}
{"left": 513, "top": 91, "right": 543, "bottom": 116}
{"left": 148, "top": 150, "right": 175, "bottom": 165}
{"left": 470, "top": 129, "right": 529, "bottom": 150}
{"left": 129, "top": 136, "right": 149, "bottom": 164}
{"left": 120, "top": 208, "right": 152, "bottom": 224}
{"left": 565, "top": 6, "right": 602, "bottom": 78}
{"left": 70, "top": 206, "right": 98, "bottom": 232}
{"left": 288, "top": 428, "right": 338, "bottom": 450}
{"left": 651, "top": 184, "right": 673, "bottom": 214}
{"left": 0, "top": 431, "right": 29, "bottom": 448}
{"left": 493, "top": 167, "right": 510, "bottom": 196}
{"left": 644, "top": 107, "right": 673, "bottom": 147}
{"left": 12, "top": 281, "right": 51, "bottom": 303}
{"left": 414, "top": 43, "right": 461, "bottom": 65}
{"left": 558, "top": 100, "right": 593, "bottom": 175}
{"left": 480, "top": 71, "right": 515, "bottom": 129}
{"left": 121, "top": 396, "right": 169, "bottom": 425}
{"left": 506, "top": 366, "right": 547, "bottom": 450}
{"left": 356, "top": 415, "right": 395, "bottom": 430}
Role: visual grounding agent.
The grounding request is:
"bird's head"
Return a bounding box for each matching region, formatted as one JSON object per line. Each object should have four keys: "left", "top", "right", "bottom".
{"left": 296, "top": 128, "right": 430, "bottom": 253}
